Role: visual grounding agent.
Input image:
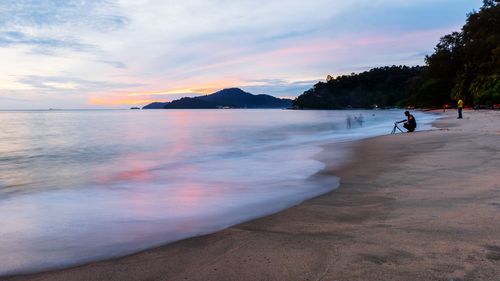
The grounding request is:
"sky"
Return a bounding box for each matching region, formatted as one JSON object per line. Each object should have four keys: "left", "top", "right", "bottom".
{"left": 0, "top": 0, "right": 483, "bottom": 109}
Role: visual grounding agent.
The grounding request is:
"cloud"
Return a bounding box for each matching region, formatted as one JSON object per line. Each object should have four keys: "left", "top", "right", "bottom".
{"left": 0, "top": 31, "right": 93, "bottom": 52}
{"left": 241, "top": 79, "right": 320, "bottom": 98}
{"left": 0, "top": 0, "right": 484, "bottom": 108}
{"left": 0, "top": 95, "right": 29, "bottom": 102}
{"left": 0, "top": 0, "right": 128, "bottom": 65}
{"left": 0, "top": 0, "right": 128, "bottom": 30}
{"left": 17, "top": 75, "right": 144, "bottom": 94}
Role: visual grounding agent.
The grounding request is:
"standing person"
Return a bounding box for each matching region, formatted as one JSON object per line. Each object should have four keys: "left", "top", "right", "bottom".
{"left": 457, "top": 98, "right": 464, "bottom": 119}
{"left": 355, "top": 114, "right": 364, "bottom": 127}
{"left": 396, "top": 111, "right": 417, "bottom": 132}
{"left": 346, "top": 115, "right": 352, "bottom": 129}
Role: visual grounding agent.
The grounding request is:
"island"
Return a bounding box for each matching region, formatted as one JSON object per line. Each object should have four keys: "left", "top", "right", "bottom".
{"left": 143, "top": 88, "right": 292, "bottom": 109}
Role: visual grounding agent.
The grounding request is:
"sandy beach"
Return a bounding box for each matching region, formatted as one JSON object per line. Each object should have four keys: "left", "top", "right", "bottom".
{"left": 3, "top": 110, "right": 500, "bottom": 281}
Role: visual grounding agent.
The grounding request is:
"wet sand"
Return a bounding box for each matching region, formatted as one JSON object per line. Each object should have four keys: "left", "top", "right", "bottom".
{"left": 3, "top": 110, "right": 500, "bottom": 281}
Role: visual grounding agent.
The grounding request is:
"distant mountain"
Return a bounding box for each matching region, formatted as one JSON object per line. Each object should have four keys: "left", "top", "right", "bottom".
{"left": 142, "top": 88, "right": 292, "bottom": 109}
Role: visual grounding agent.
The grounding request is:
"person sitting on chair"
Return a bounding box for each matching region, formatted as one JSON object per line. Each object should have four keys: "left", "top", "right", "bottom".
{"left": 396, "top": 111, "right": 417, "bottom": 132}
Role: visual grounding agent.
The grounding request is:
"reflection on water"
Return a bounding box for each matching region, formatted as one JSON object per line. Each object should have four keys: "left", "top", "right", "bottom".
{"left": 0, "top": 109, "right": 438, "bottom": 275}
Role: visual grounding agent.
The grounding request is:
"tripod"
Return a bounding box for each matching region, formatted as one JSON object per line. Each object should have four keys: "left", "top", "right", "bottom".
{"left": 391, "top": 123, "right": 404, "bottom": 134}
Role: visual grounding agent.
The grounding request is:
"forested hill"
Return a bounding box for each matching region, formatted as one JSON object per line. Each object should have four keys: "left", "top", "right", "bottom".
{"left": 293, "top": 0, "right": 499, "bottom": 109}
{"left": 292, "top": 66, "right": 424, "bottom": 109}
{"left": 143, "top": 88, "right": 292, "bottom": 109}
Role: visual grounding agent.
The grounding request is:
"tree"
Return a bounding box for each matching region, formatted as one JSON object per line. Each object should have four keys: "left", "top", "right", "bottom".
{"left": 293, "top": 1, "right": 499, "bottom": 109}
{"left": 293, "top": 66, "right": 425, "bottom": 109}
{"left": 412, "top": 1, "right": 499, "bottom": 106}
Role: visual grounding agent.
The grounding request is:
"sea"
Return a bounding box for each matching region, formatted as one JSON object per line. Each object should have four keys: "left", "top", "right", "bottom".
{"left": 0, "top": 109, "right": 439, "bottom": 275}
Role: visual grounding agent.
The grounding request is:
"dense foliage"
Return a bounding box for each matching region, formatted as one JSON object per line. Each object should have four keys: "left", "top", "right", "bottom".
{"left": 293, "top": 66, "right": 424, "bottom": 109}
{"left": 409, "top": 0, "right": 500, "bottom": 106}
{"left": 294, "top": 0, "right": 499, "bottom": 109}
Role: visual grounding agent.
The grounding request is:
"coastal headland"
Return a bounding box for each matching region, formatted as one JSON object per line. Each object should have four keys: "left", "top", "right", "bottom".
{"left": 3, "top": 110, "right": 500, "bottom": 281}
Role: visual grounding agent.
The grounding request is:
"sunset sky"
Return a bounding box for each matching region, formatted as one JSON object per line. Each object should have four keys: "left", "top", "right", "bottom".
{"left": 0, "top": 0, "right": 482, "bottom": 109}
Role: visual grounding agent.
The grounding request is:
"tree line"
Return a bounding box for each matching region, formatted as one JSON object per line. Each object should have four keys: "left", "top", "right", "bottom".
{"left": 293, "top": 0, "right": 499, "bottom": 109}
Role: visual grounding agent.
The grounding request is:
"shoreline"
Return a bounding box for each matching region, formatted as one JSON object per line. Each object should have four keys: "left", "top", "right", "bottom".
{"left": 3, "top": 110, "right": 500, "bottom": 280}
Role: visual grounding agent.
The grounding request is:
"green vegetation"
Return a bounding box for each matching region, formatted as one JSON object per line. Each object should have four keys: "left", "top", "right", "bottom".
{"left": 293, "top": 0, "right": 499, "bottom": 109}
{"left": 293, "top": 66, "right": 424, "bottom": 109}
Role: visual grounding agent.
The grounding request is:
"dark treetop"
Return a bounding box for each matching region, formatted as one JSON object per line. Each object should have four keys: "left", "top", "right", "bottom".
{"left": 293, "top": 66, "right": 424, "bottom": 109}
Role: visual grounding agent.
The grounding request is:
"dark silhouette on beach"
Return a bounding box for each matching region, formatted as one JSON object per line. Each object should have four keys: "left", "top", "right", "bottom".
{"left": 396, "top": 111, "right": 417, "bottom": 132}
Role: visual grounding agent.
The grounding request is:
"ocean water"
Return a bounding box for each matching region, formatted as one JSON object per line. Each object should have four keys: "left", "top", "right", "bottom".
{"left": 0, "top": 109, "right": 439, "bottom": 275}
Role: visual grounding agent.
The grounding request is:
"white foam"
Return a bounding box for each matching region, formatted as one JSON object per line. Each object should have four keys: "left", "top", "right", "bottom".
{"left": 0, "top": 109, "right": 440, "bottom": 275}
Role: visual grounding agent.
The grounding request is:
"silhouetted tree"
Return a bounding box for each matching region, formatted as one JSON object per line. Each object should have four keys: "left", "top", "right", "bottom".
{"left": 294, "top": 1, "right": 499, "bottom": 109}
{"left": 412, "top": 0, "right": 499, "bottom": 106}
{"left": 293, "top": 66, "right": 425, "bottom": 109}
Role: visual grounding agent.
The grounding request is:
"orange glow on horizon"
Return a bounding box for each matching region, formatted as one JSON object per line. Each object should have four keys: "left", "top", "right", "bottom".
{"left": 86, "top": 73, "right": 321, "bottom": 107}
{"left": 126, "top": 79, "right": 242, "bottom": 97}
{"left": 87, "top": 79, "right": 242, "bottom": 106}
{"left": 126, "top": 86, "right": 219, "bottom": 97}
{"left": 88, "top": 98, "right": 165, "bottom": 106}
